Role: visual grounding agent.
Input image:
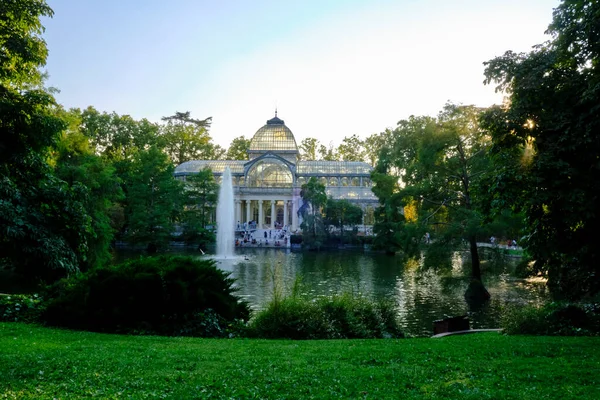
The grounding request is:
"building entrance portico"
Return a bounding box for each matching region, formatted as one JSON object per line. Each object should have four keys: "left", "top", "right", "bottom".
{"left": 235, "top": 198, "right": 293, "bottom": 230}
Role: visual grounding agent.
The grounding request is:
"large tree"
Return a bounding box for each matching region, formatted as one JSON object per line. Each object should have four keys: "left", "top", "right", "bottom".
{"left": 51, "top": 109, "right": 123, "bottom": 270}
{"left": 299, "top": 137, "right": 320, "bottom": 160}
{"left": 373, "top": 105, "right": 493, "bottom": 298}
{"left": 225, "top": 135, "right": 250, "bottom": 160}
{"left": 1, "top": 0, "right": 95, "bottom": 280}
{"left": 125, "top": 146, "right": 184, "bottom": 253}
{"left": 482, "top": 0, "right": 600, "bottom": 299}
{"left": 299, "top": 177, "right": 327, "bottom": 250}
{"left": 336, "top": 134, "right": 366, "bottom": 162}
{"left": 324, "top": 198, "right": 363, "bottom": 245}
{"left": 180, "top": 169, "right": 218, "bottom": 246}
{"left": 160, "top": 111, "right": 224, "bottom": 164}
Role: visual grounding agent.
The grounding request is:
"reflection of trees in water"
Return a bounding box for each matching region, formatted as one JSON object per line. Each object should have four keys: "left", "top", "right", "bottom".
{"left": 114, "top": 248, "right": 549, "bottom": 336}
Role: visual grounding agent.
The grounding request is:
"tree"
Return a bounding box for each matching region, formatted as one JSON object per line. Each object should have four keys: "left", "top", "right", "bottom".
{"left": 336, "top": 134, "right": 365, "bottom": 162}
{"left": 160, "top": 111, "right": 224, "bottom": 164}
{"left": 373, "top": 105, "right": 493, "bottom": 298}
{"left": 125, "top": 146, "right": 184, "bottom": 253}
{"left": 318, "top": 142, "right": 338, "bottom": 161}
{"left": 181, "top": 169, "right": 218, "bottom": 246}
{"left": 481, "top": 0, "right": 600, "bottom": 299}
{"left": 52, "top": 108, "right": 123, "bottom": 270}
{"left": 299, "top": 137, "right": 320, "bottom": 160}
{"left": 79, "top": 106, "right": 160, "bottom": 165}
{"left": 364, "top": 131, "right": 391, "bottom": 166}
{"left": 1, "top": 1, "right": 95, "bottom": 281}
{"left": 324, "top": 198, "right": 363, "bottom": 244}
{"left": 225, "top": 136, "right": 250, "bottom": 160}
{"left": 299, "top": 177, "right": 327, "bottom": 250}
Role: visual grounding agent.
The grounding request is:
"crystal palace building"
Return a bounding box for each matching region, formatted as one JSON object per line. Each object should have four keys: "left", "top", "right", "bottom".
{"left": 174, "top": 113, "right": 378, "bottom": 232}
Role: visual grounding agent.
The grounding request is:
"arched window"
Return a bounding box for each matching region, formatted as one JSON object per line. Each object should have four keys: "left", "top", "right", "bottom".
{"left": 351, "top": 177, "right": 359, "bottom": 186}
{"left": 328, "top": 177, "right": 339, "bottom": 186}
{"left": 246, "top": 160, "right": 293, "bottom": 187}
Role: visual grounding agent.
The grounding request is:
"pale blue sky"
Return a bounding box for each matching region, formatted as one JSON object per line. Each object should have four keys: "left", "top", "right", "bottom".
{"left": 43, "top": 0, "right": 559, "bottom": 148}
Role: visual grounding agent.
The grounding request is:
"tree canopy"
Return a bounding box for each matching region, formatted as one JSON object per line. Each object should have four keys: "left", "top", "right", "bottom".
{"left": 481, "top": 0, "right": 600, "bottom": 299}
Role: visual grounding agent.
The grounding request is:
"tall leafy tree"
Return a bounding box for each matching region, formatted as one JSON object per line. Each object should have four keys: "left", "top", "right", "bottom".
{"left": 1, "top": 0, "right": 94, "bottom": 280}
{"left": 364, "top": 130, "right": 391, "bottom": 166}
{"left": 299, "top": 137, "right": 320, "bottom": 160}
{"left": 181, "top": 169, "right": 218, "bottom": 245}
{"left": 225, "top": 135, "right": 250, "bottom": 160}
{"left": 482, "top": 0, "right": 600, "bottom": 299}
{"left": 299, "top": 177, "right": 327, "bottom": 250}
{"left": 373, "top": 105, "right": 493, "bottom": 298}
{"left": 125, "top": 146, "right": 184, "bottom": 253}
{"left": 52, "top": 109, "right": 123, "bottom": 270}
{"left": 160, "top": 111, "right": 224, "bottom": 164}
{"left": 324, "top": 198, "right": 363, "bottom": 244}
{"left": 318, "top": 142, "right": 339, "bottom": 161}
{"left": 336, "top": 134, "right": 366, "bottom": 162}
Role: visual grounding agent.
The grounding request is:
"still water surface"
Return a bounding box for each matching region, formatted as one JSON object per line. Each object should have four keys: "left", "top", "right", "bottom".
{"left": 118, "top": 247, "right": 549, "bottom": 336}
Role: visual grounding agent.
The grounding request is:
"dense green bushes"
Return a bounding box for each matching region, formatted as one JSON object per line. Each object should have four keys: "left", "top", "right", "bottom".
{"left": 248, "top": 293, "right": 404, "bottom": 339}
{"left": 502, "top": 302, "right": 600, "bottom": 336}
{"left": 41, "top": 256, "right": 250, "bottom": 337}
{"left": 0, "top": 294, "right": 44, "bottom": 323}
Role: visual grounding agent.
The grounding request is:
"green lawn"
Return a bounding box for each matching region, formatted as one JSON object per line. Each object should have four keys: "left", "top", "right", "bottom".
{"left": 1, "top": 323, "right": 598, "bottom": 399}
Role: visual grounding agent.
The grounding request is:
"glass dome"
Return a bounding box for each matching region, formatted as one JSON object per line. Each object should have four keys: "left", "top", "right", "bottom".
{"left": 246, "top": 159, "right": 293, "bottom": 187}
{"left": 248, "top": 114, "right": 298, "bottom": 153}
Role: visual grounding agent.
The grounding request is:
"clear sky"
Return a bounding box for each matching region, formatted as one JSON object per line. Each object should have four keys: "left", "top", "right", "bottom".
{"left": 43, "top": 0, "right": 560, "bottom": 149}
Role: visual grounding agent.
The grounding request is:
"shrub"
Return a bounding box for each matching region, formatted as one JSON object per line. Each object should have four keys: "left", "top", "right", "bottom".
{"left": 502, "top": 302, "right": 600, "bottom": 336}
{"left": 42, "top": 255, "right": 250, "bottom": 337}
{"left": 0, "top": 294, "right": 44, "bottom": 323}
{"left": 248, "top": 293, "right": 404, "bottom": 339}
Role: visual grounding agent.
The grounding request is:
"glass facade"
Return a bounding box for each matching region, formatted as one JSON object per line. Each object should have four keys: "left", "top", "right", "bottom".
{"left": 246, "top": 160, "right": 293, "bottom": 187}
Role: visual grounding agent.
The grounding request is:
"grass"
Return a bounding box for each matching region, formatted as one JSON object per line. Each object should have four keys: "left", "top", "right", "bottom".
{"left": 1, "top": 323, "right": 599, "bottom": 399}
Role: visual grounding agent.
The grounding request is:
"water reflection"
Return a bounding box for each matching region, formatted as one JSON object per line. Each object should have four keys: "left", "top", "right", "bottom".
{"left": 116, "top": 248, "right": 548, "bottom": 336}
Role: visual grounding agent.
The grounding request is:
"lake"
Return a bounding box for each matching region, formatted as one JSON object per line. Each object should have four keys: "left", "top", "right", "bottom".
{"left": 117, "top": 247, "right": 549, "bottom": 337}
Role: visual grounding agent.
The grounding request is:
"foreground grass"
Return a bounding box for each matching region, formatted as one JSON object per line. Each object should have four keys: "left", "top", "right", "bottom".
{"left": 1, "top": 323, "right": 599, "bottom": 399}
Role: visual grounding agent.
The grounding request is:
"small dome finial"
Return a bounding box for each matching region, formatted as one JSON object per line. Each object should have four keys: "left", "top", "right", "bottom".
{"left": 275, "top": 108, "right": 278, "bottom": 117}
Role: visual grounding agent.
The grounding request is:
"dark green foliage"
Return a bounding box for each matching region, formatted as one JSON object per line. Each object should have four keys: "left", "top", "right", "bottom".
{"left": 482, "top": 0, "right": 600, "bottom": 299}
{"left": 42, "top": 256, "right": 250, "bottom": 337}
{"left": 0, "top": 294, "right": 44, "bottom": 323}
{"left": 299, "top": 177, "right": 327, "bottom": 250}
{"left": 502, "top": 302, "right": 600, "bottom": 336}
{"left": 290, "top": 234, "right": 302, "bottom": 244}
{"left": 124, "top": 147, "right": 184, "bottom": 252}
{"left": 248, "top": 293, "right": 404, "bottom": 339}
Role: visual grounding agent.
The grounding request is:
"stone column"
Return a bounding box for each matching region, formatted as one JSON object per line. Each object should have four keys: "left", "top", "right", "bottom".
{"left": 283, "top": 200, "right": 289, "bottom": 228}
{"left": 270, "top": 200, "right": 276, "bottom": 229}
{"left": 292, "top": 198, "right": 298, "bottom": 231}
{"left": 235, "top": 200, "right": 241, "bottom": 228}
{"left": 258, "top": 200, "right": 263, "bottom": 229}
{"left": 246, "top": 200, "right": 251, "bottom": 225}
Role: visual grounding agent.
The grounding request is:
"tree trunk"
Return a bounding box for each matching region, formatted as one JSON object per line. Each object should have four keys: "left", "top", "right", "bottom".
{"left": 469, "top": 235, "right": 482, "bottom": 281}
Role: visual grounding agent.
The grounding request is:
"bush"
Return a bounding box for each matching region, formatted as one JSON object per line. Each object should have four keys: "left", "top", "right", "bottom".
{"left": 42, "top": 255, "right": 250, "bottom": 337}
{"left": 502, "top": 302, "right": 600, "bottom": 336}
{"left": 290, "top": 234, "right": 302, "bottom": 245}
{"left": 248, "top": 293, "right": 404, "bottom": 339}
{"left": 0, "top": 294, "right": 44, "bottom": 323}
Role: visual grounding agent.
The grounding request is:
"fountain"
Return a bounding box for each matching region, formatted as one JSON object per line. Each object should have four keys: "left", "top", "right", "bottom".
{"left": 216, "top": 166, "right": 235, "bottom": 258}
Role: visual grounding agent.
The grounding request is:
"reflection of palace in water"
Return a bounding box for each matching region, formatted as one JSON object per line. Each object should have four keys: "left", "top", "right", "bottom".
{"left": 174, "top": 112, "right": 378, "bottom": 231}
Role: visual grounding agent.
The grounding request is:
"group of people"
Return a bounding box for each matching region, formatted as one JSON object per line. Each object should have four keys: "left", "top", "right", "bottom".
{"left": 490, "top": 236, "right": 518, "bottom": 249}
{"left": 235, "top": 227, "right": 290, "bottom": 248}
